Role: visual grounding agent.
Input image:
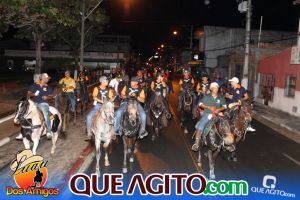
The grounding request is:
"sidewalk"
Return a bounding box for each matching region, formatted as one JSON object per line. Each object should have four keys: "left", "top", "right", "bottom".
{"left": 253, "top": 102, "right": 300, "bottom": 144}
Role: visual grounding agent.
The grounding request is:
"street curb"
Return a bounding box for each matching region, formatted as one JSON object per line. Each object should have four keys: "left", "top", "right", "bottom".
{"left": 0, "top": 131, "right": 20, "bottom": 148}
{"left": 0, "top": 113, "right": 14, "bottom": 124}
{"left": 253, "top": 114, "right": 300, "bottom": 135}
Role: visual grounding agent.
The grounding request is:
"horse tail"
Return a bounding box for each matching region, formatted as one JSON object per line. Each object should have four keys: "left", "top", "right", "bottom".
{"left": 51, "top": 114, "right": 60, "bottom": 133}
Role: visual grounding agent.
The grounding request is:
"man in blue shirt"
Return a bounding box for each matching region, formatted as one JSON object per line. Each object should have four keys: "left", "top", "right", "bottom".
{"left": 27, "top": 73, "right": 53, "bottom": 139}
{"left": 226, "top": 77, "right": 256, "bottom": 132}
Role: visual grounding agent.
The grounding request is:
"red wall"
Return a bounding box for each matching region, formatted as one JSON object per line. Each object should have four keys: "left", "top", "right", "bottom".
{"left": 257, "top": 48, "right": 300, "bottom": 91}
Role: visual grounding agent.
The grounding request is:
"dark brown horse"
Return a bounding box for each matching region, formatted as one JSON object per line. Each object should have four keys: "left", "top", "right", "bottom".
{"left": 226, "top": 99, "right": 253, "bottom": 162}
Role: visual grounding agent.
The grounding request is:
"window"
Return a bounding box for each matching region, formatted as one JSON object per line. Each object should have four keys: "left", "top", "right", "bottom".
{"left": 284, "top": 75, "right": 296, "bottom": 97}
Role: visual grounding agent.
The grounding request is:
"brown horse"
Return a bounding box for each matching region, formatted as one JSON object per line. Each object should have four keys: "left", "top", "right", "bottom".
{"left": 226, "top": 99, "right": 253, "bottom": 162}
{"left": 52, "top": 85, "right": 76, "bottom": 133}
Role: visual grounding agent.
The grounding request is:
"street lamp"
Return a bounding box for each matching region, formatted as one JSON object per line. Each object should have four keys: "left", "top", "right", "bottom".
{"left": 161, "top": 44, "right": 165, "bottom": 48}
{"left": 173, "top": 31, "right": 178, "bottom": 35}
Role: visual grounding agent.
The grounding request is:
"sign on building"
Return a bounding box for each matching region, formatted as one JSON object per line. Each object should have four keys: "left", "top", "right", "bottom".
{"left": 291, "top": 46, "right": 300, "bottom": 64}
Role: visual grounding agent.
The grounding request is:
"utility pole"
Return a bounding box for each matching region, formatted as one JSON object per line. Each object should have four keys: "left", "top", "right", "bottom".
{"left": 80, "top": 0, "right": 86, "bottom": 71}
{"left": 241, "top": 0, "right": 252, "bottom": 89}
{"left": 79, "top": 0, "right": 104, "bottom": 71}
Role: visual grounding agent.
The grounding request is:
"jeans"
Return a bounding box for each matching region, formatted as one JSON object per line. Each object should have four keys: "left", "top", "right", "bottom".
{"left": 66, "top": 92, "right": 76, "bottom": 112}
{"left": 195, "top": 113, "right": 212, "bottom": 131}
{"left": 114, "top": 101, "right": 146, "bottom": 134}
{"left": 86, "top": 104, "right": 102, "bottom": 133}
{"left": 37, "top": 103, "right": 51, "bottom": 132}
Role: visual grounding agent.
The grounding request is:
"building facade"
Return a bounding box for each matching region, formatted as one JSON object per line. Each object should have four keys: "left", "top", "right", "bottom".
{"left": 256, "top": 47, "right": 300, "bottom": 116}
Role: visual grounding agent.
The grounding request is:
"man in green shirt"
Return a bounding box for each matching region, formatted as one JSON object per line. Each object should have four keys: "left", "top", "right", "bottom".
{"left": 192, "top": 82, "right": 227, "bottom": 151}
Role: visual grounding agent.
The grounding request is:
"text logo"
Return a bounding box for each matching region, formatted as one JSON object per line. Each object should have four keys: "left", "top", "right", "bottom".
{"left": 262, "top": 175, "right": 276, "bottom": 189}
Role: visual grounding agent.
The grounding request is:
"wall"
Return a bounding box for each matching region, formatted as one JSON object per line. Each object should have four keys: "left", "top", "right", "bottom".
{"left": 256, "top": 48, "right": 300, "bottom": 116}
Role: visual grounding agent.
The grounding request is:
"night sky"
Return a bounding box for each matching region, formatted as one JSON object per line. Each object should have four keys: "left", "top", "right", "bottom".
{"left": 103, "top": 0, "right": 300, "bottom": 58}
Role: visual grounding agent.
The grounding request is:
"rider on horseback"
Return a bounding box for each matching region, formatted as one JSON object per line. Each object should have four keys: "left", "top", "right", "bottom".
{"left": 146, "top": 72, "right": 171, "bottom": 119}
{"left": 114, "top": 76, "right": 148, "bottom": 139}
{"left": 225, "top": 77, "right": 256, "bottom": 132}
{"left": 193, "top": 74, "right": 210, "bottom": 119}
{"left": 192, "top": 82, "right": 227, "bottom": 151}
{"left": 178, "top": 69, "right": 195, "bottom": 111}
{"left": 27, "top": 73, "right": 53, "bottom": 139}
{"left": 59, "top": 71, "right": 76, "bottom": 115}
{"left": 86, "top": 76, "right": 114, "bottom": 140}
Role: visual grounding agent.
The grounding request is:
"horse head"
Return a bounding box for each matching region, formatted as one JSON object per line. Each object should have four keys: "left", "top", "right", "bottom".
{"left": 101, "top": 100, "right": 115, "bottom": 125}
{"left": 14, "top": 98, "right": 34, "bottom": 124}
{"left": 183, "top": 87, "right": 193, "bottom": 111}
{"left": 151, "top": 93, "right": 163, "bottom": 119}
{"left": 127, "top": 98, "right": 138, "bottom": 124}
{"left": 218, "top": 116, "right": 236, "bottom": 146}
{"left": 240, "top": 99, "right": 253, "bottom": 122}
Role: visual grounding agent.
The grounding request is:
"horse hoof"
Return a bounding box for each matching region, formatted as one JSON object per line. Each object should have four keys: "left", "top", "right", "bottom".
{"left": 122, "top": 168, "right": 128, "bottom": 173}
{"left": 184, "top": 129, "right": 188, "bottom": 134}
{"left": 210, "top": 174, "right": 216, "bottom": 180}
{"left": 96, "top": 169, "right": 100, "bottom": 176}
{"left": 197, "top": 162, "right": 202, "bottom": 167}
{"left": 233, "top": 157, "right": 238, "bottom": 162}
{"left": 104, "top": 161, "right": 110, "bottom": 167}
{"left": 180, "top": 123, "right": 184, "bottom": 128}
{"left": 129, "top": 157, "right": 134, "bottom": 163}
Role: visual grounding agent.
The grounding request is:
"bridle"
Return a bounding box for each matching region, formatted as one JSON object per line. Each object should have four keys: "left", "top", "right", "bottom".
{"left": 16, "top": 100, "right": 42, "bottom": 130}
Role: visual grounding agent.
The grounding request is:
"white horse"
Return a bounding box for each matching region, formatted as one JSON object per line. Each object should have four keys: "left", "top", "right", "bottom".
{"left": 14, "top": 99, "right": 62, "bottom": 155}
{"left": 90, "top": 100, "right": 115, "bottom": 176}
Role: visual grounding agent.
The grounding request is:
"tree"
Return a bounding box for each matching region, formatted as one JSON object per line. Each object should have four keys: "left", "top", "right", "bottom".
{"left": 57, "top": 0, "right": 109, "bottom": 68}
{"left": 0, "top": 0, "right": 77, "bottom": 73}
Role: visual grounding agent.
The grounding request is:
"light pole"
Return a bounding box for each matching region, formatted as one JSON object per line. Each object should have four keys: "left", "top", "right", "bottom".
{"left": 239, "top": 0, "right": 252, "bottom": 89}
{"left": 80, "top": 0, "right": 104, "bottom": 71}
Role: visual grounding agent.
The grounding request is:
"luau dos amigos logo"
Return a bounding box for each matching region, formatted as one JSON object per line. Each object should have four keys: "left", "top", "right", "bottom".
{"left": 6, "top": 149, "right": 59, "bottom": 197}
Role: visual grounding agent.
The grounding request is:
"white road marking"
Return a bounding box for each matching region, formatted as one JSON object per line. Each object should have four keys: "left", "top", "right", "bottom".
{"left": 282, "top": 153, "right": 300, "bottom": 167}
{"left": 0, "top": 114, "right": 14, "bottom": 124}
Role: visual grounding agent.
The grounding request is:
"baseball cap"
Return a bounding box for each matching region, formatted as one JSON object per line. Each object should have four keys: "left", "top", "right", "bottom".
{"left": 131, "top": 76, "right": 139, "bottom": 82}
{"left": 99, "top": 76, "right": 108, "bottom": 83}
{"left": 39, "top": 73, "right": 51, "bottom": 79}
{"left": 229, "top": 77, "right": 239, "bottom": 84}
{"left": 210, "top": 82, "right": 219, "bottom": 90}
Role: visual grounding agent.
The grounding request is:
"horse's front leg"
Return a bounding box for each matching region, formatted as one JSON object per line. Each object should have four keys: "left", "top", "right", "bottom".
{"left": 51, "top": 131, "right": 59, "bottom": 155}
{"left": 32, "top": 131, "right": 40, "bottom": 155}
{"left": 104, "top": 145, "right": 110, "bottom": 167}
{"left": 95, "top": 136, "right": 101, "bottom": 176}
{"left": 129, "top": 138, "right": 136, "bottom": 163}
{"left": 122, "top": 136, "right": 128, "bottom": 173}
{"left": 23, "top": 137, "right": 31, "bottom": 150}
{"left": 208, "top": 149, "right": 216, "bottom": 180}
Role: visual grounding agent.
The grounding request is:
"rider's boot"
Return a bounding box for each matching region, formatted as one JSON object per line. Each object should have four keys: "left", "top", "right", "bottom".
{"left": 192, "top": 130, "right": 202, "bottom": 151}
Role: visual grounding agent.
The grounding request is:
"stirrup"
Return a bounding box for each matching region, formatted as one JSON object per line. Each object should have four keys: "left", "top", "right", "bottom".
{"left": 192, "top": 143, "right": 199, "bottom": 152}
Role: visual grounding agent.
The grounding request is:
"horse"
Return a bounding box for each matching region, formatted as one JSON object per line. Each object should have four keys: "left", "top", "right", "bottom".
{"left": 75, "top": 81, "right": 89, "bottom": 114}
{"left": 226, "top": 99, "right": 253, "bottom": 162}
{"left": 180, "top": 86, "right": 194, "bottom": 134}
{"left": 13, "top": 99, "right": 62, "bottom": 155}
{"left": 195, "top": 113, "right": 235, "bottom": 179}
{"left": 90, "top": 100, "right": 115, "bottom": 176}
{"left": 119, "top": 97, "right": 140, "bottom": 173}
{"left": 53, "top": 85, "right": 76, "bottom": 133}
{"left": 147, "top": 91, "right": 168, "bottom": 141}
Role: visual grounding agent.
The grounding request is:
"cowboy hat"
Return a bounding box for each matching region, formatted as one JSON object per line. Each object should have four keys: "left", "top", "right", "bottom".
{"left": 10, "top": 149, "right": 43, "bottom": 171}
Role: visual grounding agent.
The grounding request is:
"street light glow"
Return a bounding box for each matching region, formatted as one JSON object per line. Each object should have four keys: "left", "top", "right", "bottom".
{"left": 161, "top": 44, "right": 165, "bottom": 48}
{"left": 173, "top": 31, "right": 178, "bottom": 35}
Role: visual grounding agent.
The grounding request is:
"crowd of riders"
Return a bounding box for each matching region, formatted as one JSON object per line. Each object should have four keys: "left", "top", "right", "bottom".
{"left": 20, "top": 64, "right": 255, "bottom": 144}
